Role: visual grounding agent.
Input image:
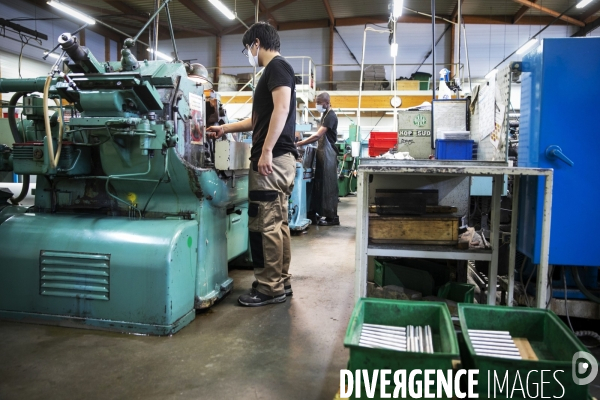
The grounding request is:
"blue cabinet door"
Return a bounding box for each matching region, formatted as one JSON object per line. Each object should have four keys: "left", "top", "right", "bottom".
{"left": 517, "top": 37, "right": 600, "bottom": 266}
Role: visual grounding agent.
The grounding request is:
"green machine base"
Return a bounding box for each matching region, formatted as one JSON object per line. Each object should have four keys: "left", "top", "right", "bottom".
{"left": 0, "top": 309, "right": 196, "bottom": 336}
{"left": 0, "top": 212, "right": 239, "bottom": 336}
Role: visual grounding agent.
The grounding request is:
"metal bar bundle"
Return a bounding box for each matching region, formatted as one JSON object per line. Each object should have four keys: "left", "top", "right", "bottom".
{"left": 468, "top": 329, "right": 522, "bottom": 360}
{"left": 359, "top": 324, "right": 433, "bottom": 353}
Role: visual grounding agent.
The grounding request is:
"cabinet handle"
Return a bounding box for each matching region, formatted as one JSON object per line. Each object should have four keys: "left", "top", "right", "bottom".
{"left": 545, "top": 145, "right": 574, "bottom": 167}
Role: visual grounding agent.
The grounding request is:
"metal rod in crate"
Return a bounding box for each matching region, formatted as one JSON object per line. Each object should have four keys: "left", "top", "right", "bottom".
{"left": 358, "top": 324, "right": 434, "bottom": 353}
{"left": 468, "top": 329, "right": 523, "bottom": 360}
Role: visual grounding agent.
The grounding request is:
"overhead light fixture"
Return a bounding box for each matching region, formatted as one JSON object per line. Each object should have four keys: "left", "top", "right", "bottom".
{"left": 209, "top": 0, "right": 235, "bottom": 20}
{"left": 147, "top": 48, "right": 173, "bottom": 62}
{"left": 485, "top": 69, "right": 498, "bottom": 80}
{"left": 393, "top": 0, "right": 403, "bottom": 18}
{"left": 47, "top": 1, "right": 96, "bottom": 25}
{"left": 339, "top": 111, "right": 356, "bottom": 115}
{"left": 516, "top": 38, "right": 538, "bottom": 55}
{"left": 576, "top": 0, "right": 594, "bottom": 8}
{"left": 390, "top": 43, "right": 398, "bottom": 57}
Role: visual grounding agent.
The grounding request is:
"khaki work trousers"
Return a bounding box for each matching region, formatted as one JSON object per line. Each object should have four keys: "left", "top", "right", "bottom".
{"left": 248, "top": 152, "right": 296, "bottom": 296}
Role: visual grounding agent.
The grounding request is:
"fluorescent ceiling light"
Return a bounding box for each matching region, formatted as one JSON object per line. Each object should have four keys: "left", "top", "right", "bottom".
{"left": 147, "top": 48, "right": 173, "bottom": 62}
{"left": 576, "top": 0, "right": 594, "bottom": 8}
{"left": 209, "top": 0, "right": 235, "bottom": 20}
{"left": 390, "top": 43, "right": 398, "bottom": 57}
{"left": 485, "top": 69, "right": 498, "bottom": 80}
{"left": 339, "top": 111, "right": 356, "bottom": 115}
{"left": 393, "top": 0, "right": 403, "bottom": 18}
{"left": 47, "top": 1, "right": 96, "bottom": 25}
{"left": 516, "top": 38, "right": 538, "bottom": 55}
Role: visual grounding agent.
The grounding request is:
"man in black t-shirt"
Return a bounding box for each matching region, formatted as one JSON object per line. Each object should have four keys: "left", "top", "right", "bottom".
{"left": 207, "top": 22, "right": 297, "bottom": 307}
{"left": 296, "top": 92, "right": 340, "bottom": 226}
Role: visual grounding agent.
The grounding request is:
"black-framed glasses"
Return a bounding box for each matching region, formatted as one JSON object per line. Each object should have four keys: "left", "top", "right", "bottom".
{"left": 242, "top": 46, "right": 249, "bottom": 57}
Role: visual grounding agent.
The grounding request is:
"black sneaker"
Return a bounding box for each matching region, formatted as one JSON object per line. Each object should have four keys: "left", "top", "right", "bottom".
{"left": 238, "top": 290, "right": 286, "bottom": 307}
{"left": 317, "top": 216, "right": 340, "bottom": 226}
{"left": 252, "top": 281, "right": 293, "bottom": 296}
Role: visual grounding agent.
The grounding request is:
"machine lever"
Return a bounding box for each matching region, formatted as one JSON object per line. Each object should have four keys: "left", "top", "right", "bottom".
{"left": 545, "top": 145, "right": 574, "bottom": 167}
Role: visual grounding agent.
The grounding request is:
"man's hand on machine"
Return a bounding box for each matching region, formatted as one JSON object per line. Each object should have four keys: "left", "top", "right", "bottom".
{"left": 206, "top": 125, "right": 226, "bottom": 139}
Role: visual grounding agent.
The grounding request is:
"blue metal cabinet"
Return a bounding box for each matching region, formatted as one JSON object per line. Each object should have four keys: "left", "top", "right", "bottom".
{"left": 517, "top": 37, "right": 600, "bottom": 266}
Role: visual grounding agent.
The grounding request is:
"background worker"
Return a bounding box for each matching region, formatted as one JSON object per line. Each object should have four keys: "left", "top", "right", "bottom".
{"left": 207, "top": 22, "right": 297, "bottom": 307}
{"left": 296, "top": 92, "right": 340, "bottom": 226}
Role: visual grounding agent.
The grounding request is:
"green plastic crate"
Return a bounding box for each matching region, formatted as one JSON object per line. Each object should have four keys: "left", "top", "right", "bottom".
{"left": 437, "top": 282, "right": 475, "bottom": 303}
{"left": 458, "top": 304, "right": 592, "bottom": 399}
{"left": 344, "top": 298, "right": 460, "bottom": 399}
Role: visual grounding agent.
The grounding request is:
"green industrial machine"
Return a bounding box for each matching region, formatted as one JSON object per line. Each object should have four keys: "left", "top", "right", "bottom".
{"left": 0, "top": 31, "right": 250, "bottom": 335}
{"left": 336, "top": 124, "right": 359, "bottom": 197}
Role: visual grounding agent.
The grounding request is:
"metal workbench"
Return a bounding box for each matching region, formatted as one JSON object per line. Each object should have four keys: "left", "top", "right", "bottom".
{"left": 355, "top": 159, "right": 554, "bottom": 308}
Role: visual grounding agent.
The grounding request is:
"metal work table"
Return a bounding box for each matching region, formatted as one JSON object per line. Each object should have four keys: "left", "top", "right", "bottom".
{"left": 355, "top": 159, "right": 554, "bottom": 308}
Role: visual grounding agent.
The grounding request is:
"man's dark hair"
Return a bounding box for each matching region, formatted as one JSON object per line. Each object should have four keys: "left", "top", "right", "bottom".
{"left": 316, "top": 92, "right": 331, "bottom": 104}
{"left": 242, "top": 22, "right": 281, "bottom": 52}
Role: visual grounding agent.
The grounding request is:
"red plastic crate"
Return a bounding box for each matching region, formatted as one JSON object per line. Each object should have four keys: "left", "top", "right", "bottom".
{"left": 368, "top": 132, "right": 397, "bottom": 157}
{"left": 370, "top": 132, "right": 397, "bottom": 140}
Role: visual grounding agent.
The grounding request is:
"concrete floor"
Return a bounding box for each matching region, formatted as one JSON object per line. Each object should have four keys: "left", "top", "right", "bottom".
{"left": 0, "top": 197, "right": 358, "bottom": 400}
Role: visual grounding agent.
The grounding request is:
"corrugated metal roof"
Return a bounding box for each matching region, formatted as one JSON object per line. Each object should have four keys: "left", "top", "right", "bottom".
{"left": 328, "top": 0, "right": 389, "bottom": 19}
{"left": 272, "top": 0, "right": 327, "bottom": 22}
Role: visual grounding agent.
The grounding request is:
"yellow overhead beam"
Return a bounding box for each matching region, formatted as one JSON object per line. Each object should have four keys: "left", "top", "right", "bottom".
{"left": 220, "top": 94, "right": 433, "bottom": 109}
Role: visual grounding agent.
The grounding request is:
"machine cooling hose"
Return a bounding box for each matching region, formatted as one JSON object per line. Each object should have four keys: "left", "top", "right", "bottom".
{"left": 42, "top": 76, "right": 57, "bottom": 169}
{"left": 571, "top": 266, "right": 600, "bottom": 304}
{"left": 575, "top": 330, "right": 600, "bottom": 343}
{"left": 52, "top": 98, "right": 64, "bottom": 165}
{"left": 9, "top": 174, "right": 30, "bottom": 205}
{"left": 8, "top": 92, "right": 28, "bottom": 144}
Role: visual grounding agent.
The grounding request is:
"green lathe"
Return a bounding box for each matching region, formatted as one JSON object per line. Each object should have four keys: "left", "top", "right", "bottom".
{"left": 0, "top": 33, "right": 250, "bottom": 335}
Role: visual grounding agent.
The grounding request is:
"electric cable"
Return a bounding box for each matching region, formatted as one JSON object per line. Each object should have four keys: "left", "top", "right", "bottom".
{"left": 563, "top": 266, "right": 575, "bottom": 332}
{"left": 519, "top": 255, "right": 530, "bottom": 307}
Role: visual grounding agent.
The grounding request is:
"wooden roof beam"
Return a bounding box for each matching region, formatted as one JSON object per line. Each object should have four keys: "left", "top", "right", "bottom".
{"left": 463, "top": 14, "right": 569, "bottom": 25}
{"left": 450, "top": 0, "right": 464, "bottom": 21}
{"left": 322, "top": 0, "right": 335, "bottom": 26}
{"left": 178, "top": 0, "right": 223, "bottom": 34}
{"left": 578, "top": 1, "right": 600, "bottom": 24}
{"left": 512, "top": 0, "right": 537, "bottom": 24}
{"left": 573, "top": 12, "right": 600, "bottom": 36}
{"left": 511, "top": 0, "right": 585, "bottom": 27}
{"left": 248, "top": 0, "right": 278, "bottom": 26}
{"left": 278, "top": 19, "right": 329, "bottom": 30}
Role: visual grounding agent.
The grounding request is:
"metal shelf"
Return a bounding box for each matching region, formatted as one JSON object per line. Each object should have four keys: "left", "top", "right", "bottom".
{"left": 355, "top": 161, "right": 554, "bottom": 308}
{"left": 367, "top": 243, "right": 492, "bottom": 261}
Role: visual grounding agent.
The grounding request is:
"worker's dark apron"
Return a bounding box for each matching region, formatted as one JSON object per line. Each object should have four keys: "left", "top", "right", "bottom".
{"left": 310, "top": 130, "right": 339, "bottom": 219}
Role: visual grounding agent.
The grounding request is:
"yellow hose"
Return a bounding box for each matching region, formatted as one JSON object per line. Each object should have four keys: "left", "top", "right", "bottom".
{"left": 53, "top": 98, "right": 63, "bottom": 167}
{"left": 42, "top": 76, "right": 57, "bottom": 170}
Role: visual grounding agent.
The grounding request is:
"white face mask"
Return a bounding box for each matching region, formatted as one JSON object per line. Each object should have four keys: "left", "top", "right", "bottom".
{"left": 248, "top": 44, "right": 259, "bottom": 68}
{"left": 316, "top": 104, "right": 325, "bottom": 113}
